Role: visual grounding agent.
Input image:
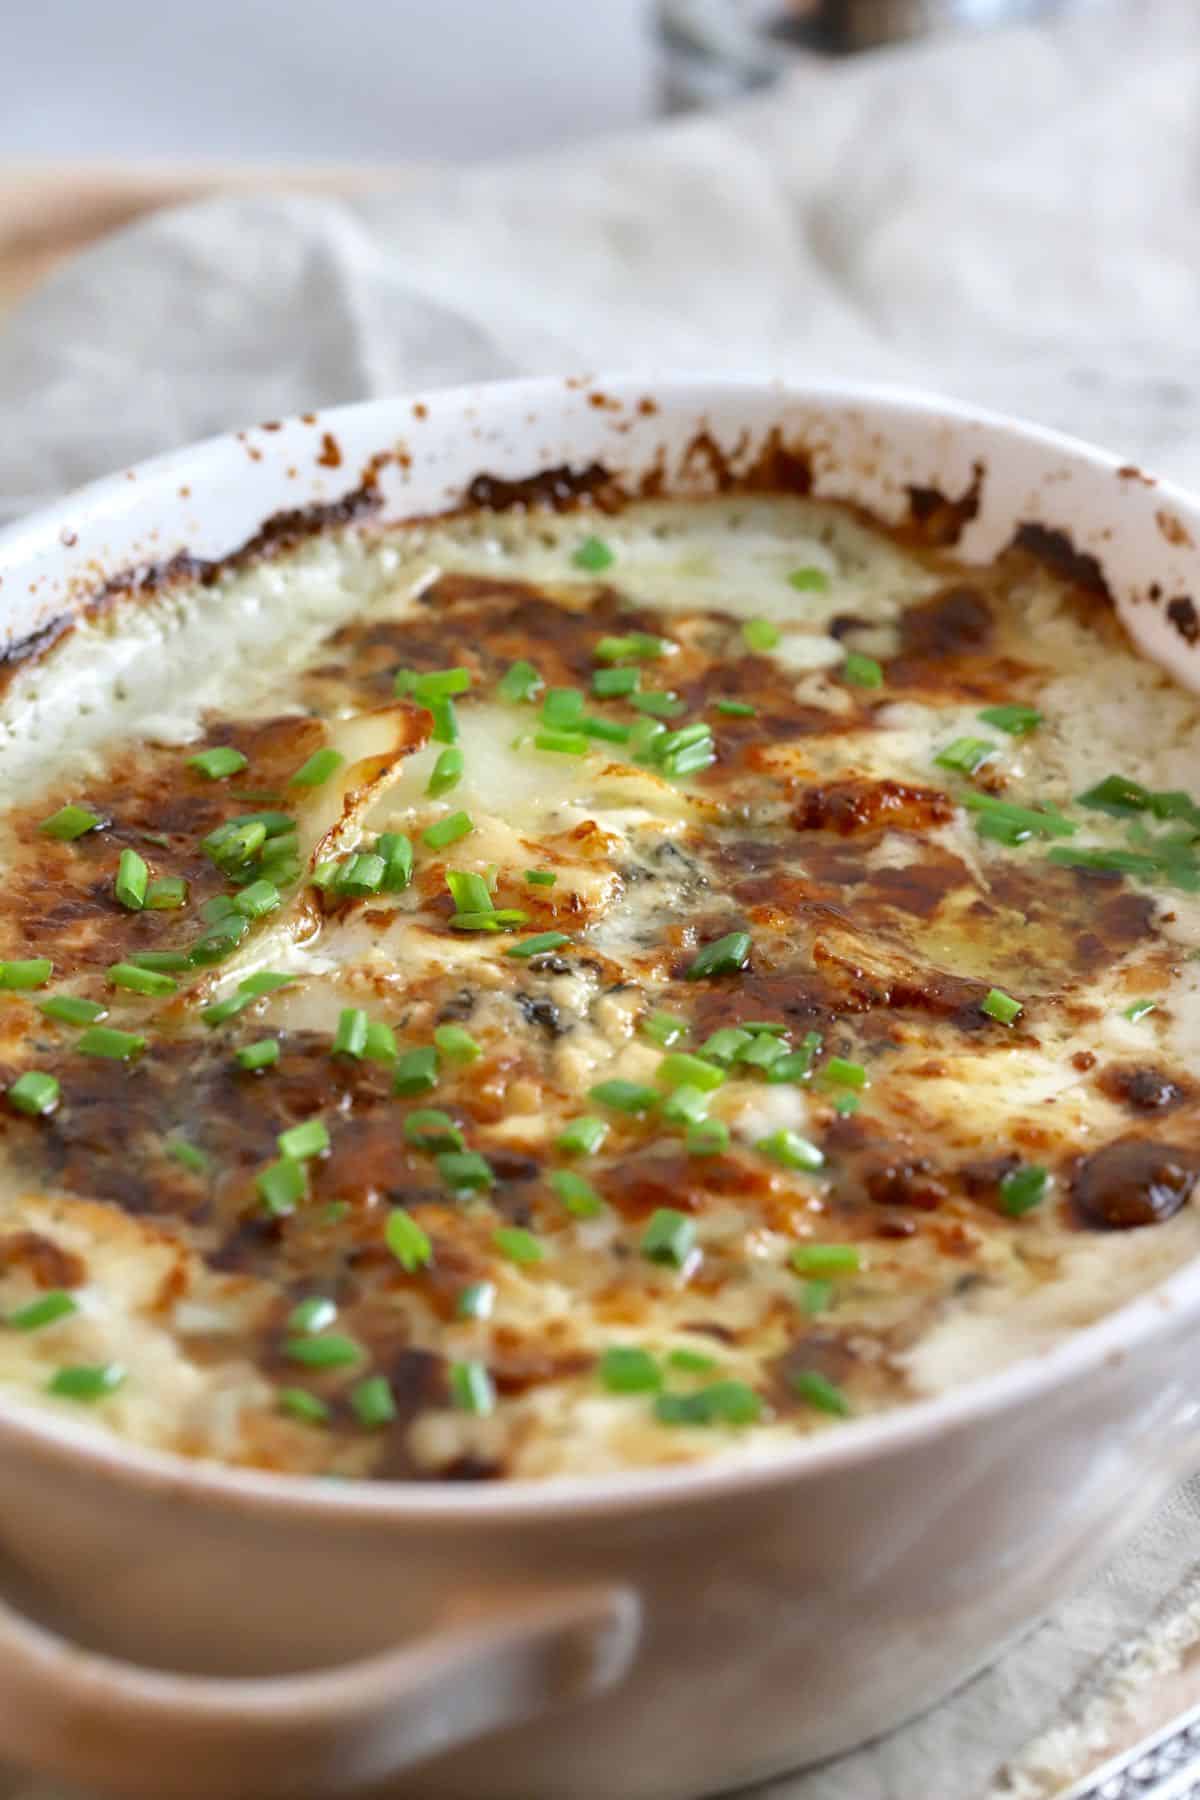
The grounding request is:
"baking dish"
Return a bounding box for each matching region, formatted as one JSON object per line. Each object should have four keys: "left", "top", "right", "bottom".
{"left": 0, "top": 376, "right": 1199, "bottom": 1800}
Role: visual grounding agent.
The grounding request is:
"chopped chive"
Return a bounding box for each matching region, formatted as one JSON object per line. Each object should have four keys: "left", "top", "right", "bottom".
{"left": 385, "top": 1207, "right": 434, "bottom": 1271}
{"left": 311, "top": 860, "right": 340, "bottom": 891}
{"left": 457, "top": 1281, "right": 496, "bottom": 1320}
{"left": 641, "top": 1207, "right": 695, "bottom": 1267}
{"left": 979, "top": 704, "right": 1042, "bottom": 735}
{"left": 403, "top": 1108, "right": 463, "bottom": 1152}
{"left": 1124, "top": 998, "right": 1156, "bottom": 1023}
{"left": 414, "top": 668, "right": 471, "bottom": 703}
{"left": 289, "top": 1295, "right": 338, "bottom": 1335}
{"left": 131, "top": 950, "right": 192, "bottom": 972}
{"left": 801, "top": 1279, "right": 833, "bottom": 1315}
{"left": 48, "top": 1363, "right": 124, "bottom": 1401}
{"left": 39, "top": 804, "right": 102, "bottom": 841}
{"left": 291, "top": 748, "right": 344, "bottom": 788}
{"left": 592, "top": 667, "right": 640, "bottom": 698}
{"left": 493, "top": 1225, "right": 542, "bottom": 1263}
{"left": 821, "top": 1057, "right": 868, "bottom": 1090}
{"left": 393, "top": 1047, "right": 439, "bottom": 1096}
{"left": 427, "top": 747, "right": 464, "bottom": 798}
{"left": 7, "top": 1070, "right": 60, "bottom": 1117}
{"left": 334, "top": 853, "right": 386, "bottom": 898}
{"left": 833, "top": 1093, "right": 860, "bottom": 1116}
{"left": 450, "top": 1360, "right": 496, "bottom": 1415}
{"left": 590, "top": 1079, "right": 658, "bottom": 1116}
{"left": 278, "top": 1118, "right": 329, "bottom": 1161}
{"left": 450, "top": 909, "right": 525, "bottom": 932}
{"left": 144, "top": 877, "right": 188, "bottom": 910}
{"left": 629, "top": 690, "right": 685, "bottom": 720}
{"left": 788, "top": 566, "right": 831, "bottom": 593}
{"left": 257, "top": 1157, "right": 307, "bottom": 1215}
{"left": 278, "top": 1387, "right": 329, "bottom": 1425}
{"left": 422, "top": 811, "right": 474, "bottom": 850}
{"left": 657, "top": 1051, "right": 724, "bottom": 1093}
{"left": 533, "top": 729, "right": 590, "bottom": 756}
{"left": 542, "top": 687, "right": 585, "bottom": 730}
{"left": 641, "top": 1010, "right": 688, "bottom": 1048}
{"left": 233, "top": 879, "right": 281, "bottom": 919}
{"left": 556, "top": 1115, "right": 608, "bottom": 1156}
{"left": 791, "top": 1370, "right": 851, "bottom": 1416}
{"left": 236, "top": 1038, "right": 280, "bottom": 1072}
{"left": 771, "top": 1035, "right": 824, "bottom": 1081}
{"left": 700, "top": 1027, "right": 753, "bottom": 1065}
{"left": 655, "top": 1381, "right": 761, "bottom": 1427}
{"left": 735, "top": 1033, "right": 788, "bottom": 1072}
{"left": 686, "top": 931, "right": 751, "bottom": 981}
{"left": 497, "top": 659, "right": 543, "bottom": 704}
{"left": 37, "top": 995, "right": 106, "bottom": 1026}
{"left": 392, "top": 667, "right": 419, "bottom": 697}
{"left": 189, "top": 916, "right": 251, "bottom": 964}
{"left": 667, "top": 1347, "right": 717, "bottom": 1374}
{"left": 437, "top": 1149, "right": 493, "bottom": 1193}
{"left": 332, "top": 1008, "right": 369, "bottom": 1059}
{"left": 77, "top": 1026, "right": 145, "bottom": 1061}
{"left": 966, "top": 795, "right": 1075, "bottom": 845}
{"left": 757, "top": 1130, "right": 824, "bottom": 1172}
{"left": 661, "top": 1085, "right": 710, "bottom": 1127}
{"left": 363, "top": 1020, "right": 397, "bottom": 1063}
{"left": 232, "top": 810, "right": 295, "bottom": 839}
{"left": 580, "top": 715, "right": 633, "bottom": 748}
{"left": 284, "top": 1334, "right": 362, "bottom": 1369}
{"left": 934, "top": 737, "right": 996, "bottom": 775}
{"left": 550, "top": 1170, "right": 604, "bottom": 1218}
{"left": 1078, "top": 774, "right": 1148, "bottom": 816}
{"left": 201, "top": 819, "right": 266, "bottom": 873}
{"left": 166, "top": 1139, "right": 209, "bottom": 1174}
{"left": 106, "top": 962, "right": 176, "bottom": 997}
{"left": 9, "top": 1290, "right": 77, "bottom": 1331}
{"left": 524, "top": 869, "right": 557, "bottom": 887}
{"left": 842, "top": 652, "right": 883, "bottom": 689}
{"left": 981, "top": 987, "right": 1022, "bottom": 1026}
{"left": 790, "top": 1243, "right": 860, "bottom": 1276}
{"left": 713, "top": 698, "right": 757, "bottom": 717}
{"left": 376, "top": 832, "right": 414, "bottom": 891}
{"left": 595, "top": 632, "right": 672, "bottom": 664}
{"left": 114, "top": 848, "right": 149, "bottom": 911}
{"left": 188, "top": 745, "right": 248, "bottom": 780}
{"left": 506, "top": 931, "right": 571, "bottom": 959}
{"left": 743, "top": 618, "right": 781, "bottom": 653}
{"left": 1047, "top": 845, "right": 1180, "bottom": 880}
{"left": 0, "top": 959, "right": 53, "bottom": 990}
{"left": 685, "top": 1117, "right": 730, "bottom": 1156}
{"left": 572, "top": 535, "right": 614, "bottom": 572}
{"left": 1000, "top": 1164, "right": 1049, "bottom": 1217}
{"left": 351, "top": 1375, "right": 396, "bottom": 1428}
{"left": 429, "top": 697, "right": 458, "bottom": 744}
{"left": 433, "top": 1024, "right": 480, "bottom": 1064}
{"left": 201, "top": 895, "right": 240, "bottom": 924}
{"left": 599, "top": 1346, "right": 660, "bottom": 1393}
{"left": 446, "top": 870, "right": 493, "bottom": 915}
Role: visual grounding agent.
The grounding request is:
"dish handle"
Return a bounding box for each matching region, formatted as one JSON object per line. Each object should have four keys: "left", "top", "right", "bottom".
{"left": 0, "top": 1577, "right": 640, "bottom": 1797}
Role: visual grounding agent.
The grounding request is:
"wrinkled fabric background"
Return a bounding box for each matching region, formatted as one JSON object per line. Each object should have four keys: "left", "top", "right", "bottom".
{"left": 3, "top": 4, "right": 1200, "bottom": 1794}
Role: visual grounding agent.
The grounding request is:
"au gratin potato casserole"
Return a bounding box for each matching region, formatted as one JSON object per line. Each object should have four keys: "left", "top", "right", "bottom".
{"left": 0, "top": 477, "right": 1198, "bottom": 1483}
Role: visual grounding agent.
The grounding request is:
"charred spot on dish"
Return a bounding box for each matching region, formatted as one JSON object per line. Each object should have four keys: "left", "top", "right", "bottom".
{"left": 903, "top": 461, "right": 983, "bottom": 548}
{"left": 1166, "top": 596, "right": 1200, "bottom": 645}
{"left": 1074, "top": 1140, "right": 1200, "bottom": 1230}
{"left": 1011, "top": 521, "right": 1112, "bottom": 604}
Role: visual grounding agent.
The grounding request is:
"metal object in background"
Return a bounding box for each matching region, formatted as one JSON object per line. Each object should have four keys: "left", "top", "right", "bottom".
{"left": 657, "top": 0, "right": 1078, "bottom": 108}
{"left": 1056, "top": 1693, "right": 1200, "bottom": 1799}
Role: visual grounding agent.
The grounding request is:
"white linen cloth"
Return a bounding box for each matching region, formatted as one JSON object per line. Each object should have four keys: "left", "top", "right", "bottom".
{"left": 3, "top": 4, "right": 1200, "bottom": 1793}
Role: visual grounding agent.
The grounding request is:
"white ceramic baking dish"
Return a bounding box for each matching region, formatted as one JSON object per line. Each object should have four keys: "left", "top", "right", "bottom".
{"left": 0, "top": 377, "right": 1199, "bottom": 1800}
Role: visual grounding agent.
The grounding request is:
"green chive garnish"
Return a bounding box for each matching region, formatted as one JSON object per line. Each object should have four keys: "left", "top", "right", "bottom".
{"left": 550, "top": 1170, "right": 604, "bottom": 1218}
{"left": 290, "top": 748, "right": 344, "bottom": 788}
{"left": 233, "top": 878, "right": 281, "bottom": 919}
{"left": 7, "top": 1071, "right": 60, "bottom": 1117}
{"left": 9, "top": 1290, "right": 77, "bottom": 1330}
{"left": 428, "top": 748, "right": 464, "bottom": 797}
{"left": 332, "top": 1008, "right": 369, "bottom": 1059}
{"left": 446, "top": 870, "right": 492, "bottom": 915}
{"left": 37, "top": 995, "right": 106, "bottom": 1026}
{"left": 144, "top": 877, "right": 188, "bottom": 910}
{"left": 114, "top": 849, "right": 149, "bottom": 911}
{"left": 965, "top": 793, "right": 1076, "bottom": 844}
{"left": 106, "top": 962, "right": 176, "bottom": 997}
{"left": 403, "top": 1109, "right": 463, "bottom": 1152}
{"left": 456, "top": 1281, "right": 496, "bottom": 1320}
{"left": 131, "top": 950, "right": 191, "bottom": 972}
{"left": 393, "top": 1047, "right": 438, "bottom": 1096}
{"left": 278, "top": 1387, "right": 329, "bottom": 1425}
{"left": 433, "top": 1023, "right": 480, "bottom": 1064}
{"left": 285, "top": 1334, "right": 362, "bottom": 1369}
{"left": 788, "top": 566, "right": 831, "bottom": 593}
{"left": 686, "top": 931, "right": 751, "bottom": 980}
{"left": 351, "top": 1376, "right": 396, "bottom": 1428}
{"left": 700, "top": 1027, "right": 752, "bottom": 1064}
{"left": 790, "top": 1243, "right": 860, "bottom": 1275}
{"left": 1077, "top": 774, "right": 1148, "bottom": 816}
{"left": 376, "top": 832, "right": 414, "bottom": 891}
{"left": 438, "top": 1150, "right": 493, "bottom": 1194}
{"left": 641, "top": 1010, "right": 688, "bottom": 1048}
{"left": 541, "top": 687, "right": 585, "bottom": 729}
{"left": 1124, "top": 998, "right": 1156, "bottom": 1022}
{"left": 506, "top": 931, "right": 571, "bottom": 959}
{"left": 236, "top": 1038, "right": 280, "bottom": 1072}
{"left": 768, "top": 1034, "right": 823, "bottom": 1083}
{"left": 534, "top": 729, "right": 590, "bottom": 756}
{"left": 980, "top": 987, "right": 1022, "bottom": 1025}
{"left": 935, "top": 737, "right": 996, "bottom": 775}
{"left": 497, "top": 660, "right": 543, "bottom": 703}
{"left": 655, "top": 1381, "right": 761, "bottom": 1427}
{"left": 524, "top": 869, "right": 557, "bottom": 887}
{"left": 48, "top": 1363, "right": 124, "bottom": 1401}
{"left": 493, "top": 1225, "right": 541, "bottom": 1263}
{"left": 713, "top": 699, "right": 757, "bottom": 717}
{"left": 278, "top": 1118, "right": 329, "bottom": 1161}
{"left": 791, "top": 1370, "right": 851, "bottom": 1416}
{"left": 685, "top": 1118, "right": 730, "bottom": 1156}
{"left": 592, "top": 667, "right": 640, "bottom": 698}
{"left": 802, "top": 1279, "right": 833, "bottom": 1315}
{"left": 450, "top": 1360, "right": 496, "bottom": 1415}
{"left": 629, "top": 691, "right": 684, "bottom": 719}
{"left": 166, "top": 1139, "right": 208, "bottom": 1174}
{"left": 257, "top": 1158, "right": 306, "bottom": 1215}
{"left": 39, "top": 804, "right": 102, "bottom": 841}
{"left": 0, "top": 959, "right": 53, "bottom": 990}
{"left": 736, "top": 1033, "right": 788, "bottom": 1072}
{"left": 190, "top": 918, "right": 251, "bottom": 964}
{"left": 77, "top": 1026, "right": 145, "bottom": 1061}
{"left": 188, "top": 746, "right": 248, "bottom": 780}
{"left": 599, "top": 1346, "right": 661, "bottom": 1393}
{"left": 757, "top": 1130, "right": 824, "bottom": 1172}
{"left": 595, "top": 632, "right": 672, "bottom": 664}
{"left": 657, "top": 1051, "right": 725, "bottom": 1093}
{"left": 334, "top": 853, "right": 386, "bottom": 898}
{"left": 556, "top": 1115, "right": 608, "bottom": 1156}
{"left": 661, "top": 1085, "right": 710, "bottom": 1126}
{"left": 667, "top": 1347, "right": 717, "bottom": 1374}
{"left": 1000, "top": 1164, "right": 1049, "bottom": 1217}
{"left": 363, "top": 1020, "right": 396, "bottom": 1063}
{"left": 842, "top": 652, "right": 883, "bottom": 689}
{"left": 415, "top": 669, "right": 471, "bottom": 703}
{"left": 590, "top": 1079, "right": 658, "bottom": 1116}
{"left": 641, "top": 1208, "right": 695, "bottom": 1267}
{"left": 422, "top": 811, "right": 474, "bottom": 850}
{"left": 429, "top": 697, "right": 458, "bottom": 744}
{"left": 572, "top": 535, "right": 614, "bottom": 572}
{"left": 385, "top": 1208, "right": 433, "bottom": 1271}
{"left": 822, "top": 1057, "right": 868, "bottom": 1090}
{"left": 979, "top": 704, "right": 1042, "bottom": 735}
{"left": 288, "top": 1296, "right": 337, "bottom": 1335}
{"left": 743, "top": 618, "right": 780, "bottom": 653}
